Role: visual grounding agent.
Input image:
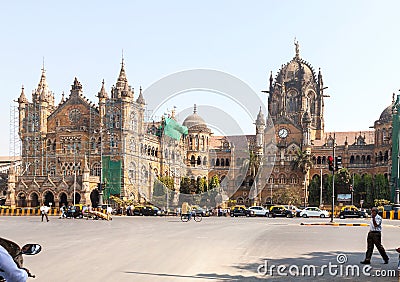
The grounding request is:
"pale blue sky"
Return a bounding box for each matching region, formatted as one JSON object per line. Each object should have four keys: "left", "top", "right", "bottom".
{"left": 1, "top": 1, "right": 399, "bottom": 155}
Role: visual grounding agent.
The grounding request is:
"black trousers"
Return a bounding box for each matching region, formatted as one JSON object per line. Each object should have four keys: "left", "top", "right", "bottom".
{"left": 41, "top": 212, "right": 49, "bottom": 222}
{"left": 365, "top": 231, "right": 388, "bottom": 261}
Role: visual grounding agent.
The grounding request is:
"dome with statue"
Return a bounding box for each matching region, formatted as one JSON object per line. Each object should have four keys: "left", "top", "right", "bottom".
{"left": 182, "top": 105, "right": 210, "bottom": 132}
{"left": 274, "top": 41, "right": 318, "bottom": 85}
{"left": 378, "top": 105, "right": 392, "bottom": 123}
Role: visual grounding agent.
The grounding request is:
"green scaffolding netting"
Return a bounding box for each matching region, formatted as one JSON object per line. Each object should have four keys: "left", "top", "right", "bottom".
{"left": 102, "top": 156, "right": 121, "bottom": 199}
{"left": 164, "top": 118, "right": 188, "bottom": 140}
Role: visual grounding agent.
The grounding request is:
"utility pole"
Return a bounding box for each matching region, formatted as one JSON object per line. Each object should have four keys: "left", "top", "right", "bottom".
{"left": 320, "top": 168, "right": 323, "bottom": 208}
{"left": 330, "top": 133, "right": 336, "bottom": 223}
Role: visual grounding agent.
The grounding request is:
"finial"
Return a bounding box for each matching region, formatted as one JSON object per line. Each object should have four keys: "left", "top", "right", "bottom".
{"left": 121, "top": 49, "right": 124, "bottom": 67}
{"left": 140, "top": 86, "right": 142, "bottom": 94}
{"left": 193, "top": 104, "right": 197, "bottom": 114}
{"left": 294, "top": 37, "right": 299, "bottom": 58}
{"left": 42, "top": 57, "right": 45, "bottom": 73}
{"left": 393, "top": 93, "right": 396, "bottom": 104}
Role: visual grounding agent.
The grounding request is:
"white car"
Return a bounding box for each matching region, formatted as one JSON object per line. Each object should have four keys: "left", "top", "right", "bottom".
{"left": 300, "top": 207, "right": 330, "bottom": 218}
{"left": 248, "top": 206, "right": 269, "bottom": 217}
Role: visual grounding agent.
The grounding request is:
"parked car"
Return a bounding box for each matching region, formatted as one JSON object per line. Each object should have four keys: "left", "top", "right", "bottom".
{"left": 191, "top": 206, "right": 211, "bottom": 217}
{"left": 300, "top": 207, "right": 330, "bottom": 218}
{"left": 133, "top": 205, "right": 146, "bottom": 216}
{"left": 66, "top": 205, "right": 83, "bottom": 218}
{"left": 268, "top": 205, "right": 293, "bottom": 218}
{"left": 230, "top": 206, "right": 254, "bottom": 217}
{"left": 339, "top": 206, "right": 368, "bottom": 219}
{"left": 142, "top": 206, "right": 162, "bottom": 216}
{"left": 248, "top": 206, "right": 269, "bottom": 217}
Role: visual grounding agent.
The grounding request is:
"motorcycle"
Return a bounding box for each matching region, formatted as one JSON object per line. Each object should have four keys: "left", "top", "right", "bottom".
{"left": 0, "top": 237, "right": 41, "bottom": 281}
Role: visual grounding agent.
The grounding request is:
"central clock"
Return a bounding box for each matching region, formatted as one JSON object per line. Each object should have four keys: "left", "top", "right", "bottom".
{"left": 278, "top": 128, "right": 288, "bottom": 139}
{"left": 69, "top": 108, "right": 81, "bottom": 123}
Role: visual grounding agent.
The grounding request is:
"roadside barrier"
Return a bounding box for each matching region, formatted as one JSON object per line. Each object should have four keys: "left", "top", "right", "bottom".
{"left": 0, "top": 207, "right": 107, "bottom": 216}
{"left": 382, "top": 210, "right": 400, "bottom": 220}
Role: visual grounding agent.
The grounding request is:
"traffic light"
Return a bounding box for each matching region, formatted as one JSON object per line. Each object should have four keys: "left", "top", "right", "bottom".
{"left": 328, "top": 156, "right": 334, "bottom": 171}
{"left": 336, "top": 156, "right": 342, "bottom": 171}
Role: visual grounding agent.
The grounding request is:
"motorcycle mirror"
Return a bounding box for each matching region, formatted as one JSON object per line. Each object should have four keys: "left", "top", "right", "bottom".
{"left": 21, "top": 244, "right": 42, "bottom": 255}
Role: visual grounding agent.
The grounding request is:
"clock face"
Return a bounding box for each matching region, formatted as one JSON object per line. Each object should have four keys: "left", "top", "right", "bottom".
{"left": 278, "top": 128, "right": 288, "bottom": 139}
{"left": 69, "top": 108, "right": 81, "bottom": 123}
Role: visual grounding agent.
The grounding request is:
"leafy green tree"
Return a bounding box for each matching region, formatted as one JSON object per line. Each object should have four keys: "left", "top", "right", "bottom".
{"left": 308, "top": 176, "right": 321, "bottom": 206}
{"left": 180, "top": 177, "right": 191, "bottom": 194}
{"left": 196, "top": 177, "right": 208, "bottom": 194}
{"left": 291, "top": 150, "right": 313, "bottom": 174}
{"left": 154, "top": 176, "right": 174, "bottom": 196}
{"left": 361, "top": 174, "right": 374, "bottom": 207}
{"left": 374, "top": 174, "right": 390, "bottom": 201}
{"left": 209, "top": 175, "right": 220, "bottom": 190}
{"left": 292, "top": 149, "right": 314, "bottom": 206}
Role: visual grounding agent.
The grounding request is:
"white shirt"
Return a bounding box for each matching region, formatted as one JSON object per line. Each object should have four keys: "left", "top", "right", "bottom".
{"left": 370, "top": 214, "right": 382, "bottom": 232}
{"left": 0, "top": 245, "right": 28, "bottom": 282}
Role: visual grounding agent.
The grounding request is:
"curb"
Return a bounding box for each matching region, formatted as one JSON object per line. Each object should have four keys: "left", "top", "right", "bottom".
{"left": 300, "top": 222, "right": 369, "bottom": 227}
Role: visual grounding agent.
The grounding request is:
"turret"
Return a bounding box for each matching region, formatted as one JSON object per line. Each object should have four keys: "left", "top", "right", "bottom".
{"left": 255, "top": 107, "right": 265, "bottom": 154}
{"left": 136, "top": 86, "right": 145, "bottom": 106}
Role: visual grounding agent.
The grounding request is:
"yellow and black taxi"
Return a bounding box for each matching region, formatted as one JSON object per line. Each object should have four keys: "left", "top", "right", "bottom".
{"left": 133, "top": 205, "right": 146, "bottom": 216}
{"left": 268, "top": 205, "right": 294, "bottom": 218}
{"left": 134, "top": 205, "right": 162, "bottom": 216}
{"left": 230, "top": 205, "right": 255, "bottom": 217}
{"left": 339, "top": 205, "right": 367, "bottom": 219}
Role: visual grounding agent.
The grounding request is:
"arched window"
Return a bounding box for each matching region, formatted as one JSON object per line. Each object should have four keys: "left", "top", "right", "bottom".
{"left": 221, "top": 158, "right": 225, "bottom": 166}
{"left": 91, "top": 163, "right": 101, "bottom": 176}
{"left": 216, "top": 159, "right": 220, "bottom": 166}
{"left": 197, "top": 156, "right": 201, "bottom": 165}
{"left": 225, "top": 158, "right": 230, "bottom": 166}
{"left": 203, "top": 157, "right": 207, "bottom": 165}
{"left": 190, "top": 155, "right": 195, "bottom": 167}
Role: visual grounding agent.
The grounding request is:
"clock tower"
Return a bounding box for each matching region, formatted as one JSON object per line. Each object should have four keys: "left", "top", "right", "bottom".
{"left": 262, "top": 40, "right": 327, "bottom": 205}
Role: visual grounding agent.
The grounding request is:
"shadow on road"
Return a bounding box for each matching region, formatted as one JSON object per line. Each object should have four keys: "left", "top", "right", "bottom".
{"left": 125, "top": 250, "right": 399, "bottom": 281}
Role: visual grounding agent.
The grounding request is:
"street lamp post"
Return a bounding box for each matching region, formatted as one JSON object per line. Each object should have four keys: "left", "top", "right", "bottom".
{"left": 330, "top": 133, "right": 336, "bottom": 223}
{"left": 98, "top": 128, "right": 104, "bottom": 206}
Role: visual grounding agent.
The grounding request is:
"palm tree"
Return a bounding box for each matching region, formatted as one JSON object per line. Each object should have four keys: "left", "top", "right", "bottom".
{"left": 291, "top": 149, "right": 314, "bottom": 207}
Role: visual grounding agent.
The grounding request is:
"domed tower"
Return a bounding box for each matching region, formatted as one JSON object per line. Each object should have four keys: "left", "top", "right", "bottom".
{"left": 267, "top": 40, "right": 326, "bottom": 142}
{"left": 182, "top": 105, "right": 212, "bottom": 179}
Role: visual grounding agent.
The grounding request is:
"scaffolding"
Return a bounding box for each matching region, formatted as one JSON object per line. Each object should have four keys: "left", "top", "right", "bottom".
{"left": 9, "top": 103, "right": 21, "bottom": 158}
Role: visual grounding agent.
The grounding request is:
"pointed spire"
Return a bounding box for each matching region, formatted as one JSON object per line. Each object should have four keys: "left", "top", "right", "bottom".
{"left": 136, "top": 86, "right": 145, "bottom": 105}
{"left": 35, "top": 63, "right": 50, "bottom": 103}
{"left": 117, "top": 55, "right": 128, "bottom": 87}
{"left": 256, "top": 106, "right": 265, "bottom": 125}
{"left": 84, "top": 155, "right": 90, "bottom": 172}
{"left": 98, "top": 79, "right": 108, "bottom": 99}
{"left": 61, "top": 91, "right": 65, "bottom": 102}
{"left": 18, "top": 85, "right": 27, "bottom": 103}
{"left": 318, "top": 67, "right": 324, "bottom": 87}
{"left": 193, "top": 104, "right": 197, "bottom": 114}
{"left": 269, "top": 71, "right": 273, "bottom": 86}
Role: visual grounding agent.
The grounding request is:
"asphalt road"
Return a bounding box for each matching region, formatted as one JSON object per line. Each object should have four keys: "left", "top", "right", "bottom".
{"left": 1, "top": 216, "right": 399, "bottom": 282}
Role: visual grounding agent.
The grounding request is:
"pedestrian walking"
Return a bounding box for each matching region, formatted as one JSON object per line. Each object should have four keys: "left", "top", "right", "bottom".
{"left": 59, "top": 204, "right": 66, "bottom": 219}
{"left": 360, "top": 207, "right": 389, "bottom": 264}
{"left": 106, "top": 206, "right": 113, "bottom": 221}
{"left": 40, "top": 204, "right": 50, "bottom": 222}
